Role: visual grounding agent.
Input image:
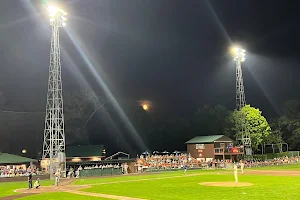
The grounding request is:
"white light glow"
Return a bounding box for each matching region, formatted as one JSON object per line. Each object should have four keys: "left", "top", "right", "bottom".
{"left": 48, "top": 6, "right": 67, "bottom": 17}
{"left": 231, "top": 46, "right": 246, "bottom": 62}
{"left": 48, "top": 6, "right": 58, "bottom": 14}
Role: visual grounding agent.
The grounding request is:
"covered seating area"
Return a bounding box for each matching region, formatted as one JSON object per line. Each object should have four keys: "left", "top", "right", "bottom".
{"left": 0, "top": 152, "right": 44, "bottom": 182}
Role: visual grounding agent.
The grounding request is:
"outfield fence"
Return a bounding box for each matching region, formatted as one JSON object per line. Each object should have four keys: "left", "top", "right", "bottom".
{"left": 79, "top": 167, "right": 122, "bottom": 177}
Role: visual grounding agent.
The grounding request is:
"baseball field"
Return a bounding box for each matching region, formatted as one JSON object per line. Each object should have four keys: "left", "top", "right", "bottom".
{"left": 1, "top": 164, "right": 300, "bottom": 200}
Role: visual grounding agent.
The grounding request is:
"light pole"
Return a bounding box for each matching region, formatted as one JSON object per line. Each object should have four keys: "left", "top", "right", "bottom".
{"left": 231, "top": 46, "right": 252, "bottom": 156}
{"left": 232, "top": 47, "right": 246, "bottom": 110}
{"left": 42, "top": 5, "right": 67, "bottom": 179}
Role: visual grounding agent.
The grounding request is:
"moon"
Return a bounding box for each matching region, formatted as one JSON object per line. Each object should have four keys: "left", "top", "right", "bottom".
{"left": 143, "top": 105, "right": 149, "bottom": 110}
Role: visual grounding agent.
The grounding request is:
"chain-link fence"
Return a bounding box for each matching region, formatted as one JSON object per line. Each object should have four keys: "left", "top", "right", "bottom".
{"left": 287, "top": 151, "right": 300, "bottom": 157}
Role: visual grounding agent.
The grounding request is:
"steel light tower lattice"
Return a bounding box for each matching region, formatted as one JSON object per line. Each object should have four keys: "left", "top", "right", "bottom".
{"left": 42, "top": 6, "right": 67, "bottom": 178}
{"left": 232, "top": 47, "right": 252, "bottom": 156}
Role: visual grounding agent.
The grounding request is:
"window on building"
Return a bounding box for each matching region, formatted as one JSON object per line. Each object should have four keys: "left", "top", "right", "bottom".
{"left": 196, "top": 144, "right": 205, "bottom": 149}
{"left": 220, "top": 143, "right": 225, "bottom": 148}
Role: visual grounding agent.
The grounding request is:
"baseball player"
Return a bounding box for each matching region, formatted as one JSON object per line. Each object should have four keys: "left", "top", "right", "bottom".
{"left": 233, "top": 163, "right": 238, "bottom": 183}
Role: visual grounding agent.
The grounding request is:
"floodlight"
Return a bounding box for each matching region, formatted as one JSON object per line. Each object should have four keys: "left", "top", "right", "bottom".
{"left": 48, "top": 6, "right": 58, "bottom": 14}
{"left": 231, "top": 46, "right": 246, "bottom": 62}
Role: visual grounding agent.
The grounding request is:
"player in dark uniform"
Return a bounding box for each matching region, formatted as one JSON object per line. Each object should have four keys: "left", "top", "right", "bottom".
{"left": 28, "top": 173, "right": 33, "bottom": 189}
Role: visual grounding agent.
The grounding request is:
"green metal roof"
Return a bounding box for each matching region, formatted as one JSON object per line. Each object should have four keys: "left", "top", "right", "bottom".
{"left": 67, "top": 158, "right": 136, "bottom": 165}
{"left": 0, "top": 153, "right": 37, "bottom": 164}
{"left": 185, "top": 135, "right": 231, "bottom": 144}
{"left": 66, "top": 145, "right": 104, "bottom": 158}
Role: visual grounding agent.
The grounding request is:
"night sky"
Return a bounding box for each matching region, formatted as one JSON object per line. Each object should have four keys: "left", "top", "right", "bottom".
{"left": 1, "top": 0, "right": 300, "bottom": 156}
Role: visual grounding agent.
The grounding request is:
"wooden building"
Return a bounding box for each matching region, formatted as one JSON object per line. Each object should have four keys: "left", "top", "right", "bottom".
{"left": 186, "top": 135, "right": 244, "bottom": 161}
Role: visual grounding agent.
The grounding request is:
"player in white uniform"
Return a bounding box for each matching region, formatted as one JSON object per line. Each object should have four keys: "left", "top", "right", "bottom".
{"left": 55, "top": 170, "right": 60, "bottom": 186}
{"left": 233, "top": 163, "right": 238, "bottom": 183}
{"left": 240, "top": 160, "right": 245, "bottom": 174}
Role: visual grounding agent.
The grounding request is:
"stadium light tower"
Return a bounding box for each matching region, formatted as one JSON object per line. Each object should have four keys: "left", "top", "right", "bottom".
{"left": 42, "top": 5, "right": 67, "bottom": 179}
{"left": 231, "top": 46, "right": 252, "bottom": 156}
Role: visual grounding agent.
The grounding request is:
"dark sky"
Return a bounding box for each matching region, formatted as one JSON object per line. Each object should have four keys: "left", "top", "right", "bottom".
{"left": 1, "top": 0, "right": 300, "bottom": 155}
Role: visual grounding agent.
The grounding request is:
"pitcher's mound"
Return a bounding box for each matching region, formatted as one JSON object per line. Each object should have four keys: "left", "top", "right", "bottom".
{"left": 199, "top": 182, "right": 253, "bottom": 187}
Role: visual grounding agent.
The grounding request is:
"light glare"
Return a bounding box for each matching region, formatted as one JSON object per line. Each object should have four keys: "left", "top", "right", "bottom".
{"left": 230, "top": 45, "right": 246, "bottom": 62}
{"left": 48, "top": 6, "right": 57, "bottom": 14}
{"left": 143, "top": 105, "right": 149, "bottom": 111}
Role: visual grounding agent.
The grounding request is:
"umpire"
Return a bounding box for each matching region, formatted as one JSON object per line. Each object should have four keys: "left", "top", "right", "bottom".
{"left": 28, "top": 172, "right": 33, "bottom": 189}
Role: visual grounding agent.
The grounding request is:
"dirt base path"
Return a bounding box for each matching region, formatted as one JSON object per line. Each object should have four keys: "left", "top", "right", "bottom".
{"left": 245, "top": 170, "right": 300, "bottom": 176}
{"left": 15, "top": 185, "right": 89, "bottom": 194}
{"left": 13, "top": 180, "right": 148, "bottom": 199}
{"left": 59, "top": 178, "right": 76, "bottom": 186}
{"left": 221, "top": 170, "right": 300, "bottom": 176}
{"left": 15, "top": 185, "right": 146, "bottom": 200}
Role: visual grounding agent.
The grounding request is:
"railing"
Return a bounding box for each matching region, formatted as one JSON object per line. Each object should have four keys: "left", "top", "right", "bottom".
{"left": 214, "top": 148, "right": 224, "bottom": 154}
{"left": 214, "top": 147, "right": 244, "bottom": 154}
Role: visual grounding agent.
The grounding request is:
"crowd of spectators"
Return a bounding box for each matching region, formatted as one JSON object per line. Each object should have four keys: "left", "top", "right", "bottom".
{"left": 81, "top": 164, "right": 121, "bottom": 170}
{"left": 0, "top": 165, "right": 41, "bottom": 178}
{"left": 136, "top": 154, "right": 300, "bottom": 171}
{"left": 66, "top": 163, "right": 126, "bottom": 178}
{"left": 135, "top": 153, "right": 198, "bottom": 172}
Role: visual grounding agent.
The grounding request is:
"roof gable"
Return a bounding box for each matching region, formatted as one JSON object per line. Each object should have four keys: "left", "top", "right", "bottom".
{"left": 66, "top": 145, "right": 104, "bottom": 158}
{"left": 0, "top": 153, "right": 37, "bottom": 164}
{"left": 214, "top": 135, "right": 233, "bottom": 142}
{"left": 185, "top": 135, "right": 231, "bottom": 144}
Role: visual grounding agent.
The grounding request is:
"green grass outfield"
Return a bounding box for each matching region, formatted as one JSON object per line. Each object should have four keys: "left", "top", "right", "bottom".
{"left": 1, "top": 164, "right": 300, "bottom": 200}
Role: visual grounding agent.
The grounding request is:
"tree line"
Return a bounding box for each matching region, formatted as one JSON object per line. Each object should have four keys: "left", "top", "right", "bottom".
{"left": 129, "top": 100, "right": 300, "bottom": 154}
